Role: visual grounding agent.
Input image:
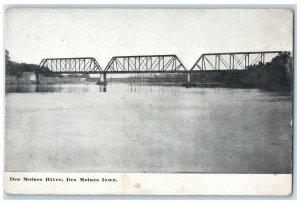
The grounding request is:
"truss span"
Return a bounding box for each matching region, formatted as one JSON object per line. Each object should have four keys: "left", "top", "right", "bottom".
{"left": 37, "top": 57, "right": 103, "bottom": 74}
{"left": 191, "top": 51, "right": 288, "bottom": 71}
{"left": 104, "top": 55, "right": 187, "bottom": 73}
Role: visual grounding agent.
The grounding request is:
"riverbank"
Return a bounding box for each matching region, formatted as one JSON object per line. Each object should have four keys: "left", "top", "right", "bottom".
{"left": 5, "top": 73, "right": 86, "bottom": 85}
{"left": 182, "top": 67, "right": 292, "bottom": 92}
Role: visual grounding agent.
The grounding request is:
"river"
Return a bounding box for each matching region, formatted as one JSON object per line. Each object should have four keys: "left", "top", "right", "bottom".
{"left": 5, "top": 83, "right": 292, "bottom": 173}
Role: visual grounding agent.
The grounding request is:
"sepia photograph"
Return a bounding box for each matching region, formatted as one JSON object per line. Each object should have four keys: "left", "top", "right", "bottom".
{"left": 4, "top": 8, "right": 293, "bottom": 195}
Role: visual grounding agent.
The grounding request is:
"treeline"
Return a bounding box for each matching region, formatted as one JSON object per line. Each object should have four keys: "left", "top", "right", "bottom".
{"left": 245, "top": 52, "right": 292, "bottom": 90}
{"left": 5, "top": 49, "right": 53, "bottom": 77}
{"left": 5, "top": 50, "right": 39, "bottom": 76}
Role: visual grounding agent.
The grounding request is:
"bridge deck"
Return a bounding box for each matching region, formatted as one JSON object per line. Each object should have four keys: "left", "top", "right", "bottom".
{"left": 43, "top": 70, "right": 249, "bottom": 74}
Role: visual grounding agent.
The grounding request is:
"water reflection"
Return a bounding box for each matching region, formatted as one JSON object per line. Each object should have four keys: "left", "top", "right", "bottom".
{"left": 5, "top": 82, "right": 291, "bottom": 99}
{"left": 6, "top": 84, "right": 108, "bottom": 94}
{"left": 6, "top": 84, "right": 61, "bottom": 93}
{"left": 99, "top": 85, "right": 106, "bottom": 92}
{"left": 126, "top": 83, "right": 183, "bottom": 95}
{"left": 6, "top": 83, "right": 183, "bottom": 94}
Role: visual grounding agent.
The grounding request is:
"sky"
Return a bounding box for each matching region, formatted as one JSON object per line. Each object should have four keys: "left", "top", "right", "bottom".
{"left": 5, "top": 9, "right": 293, "bottom": 69}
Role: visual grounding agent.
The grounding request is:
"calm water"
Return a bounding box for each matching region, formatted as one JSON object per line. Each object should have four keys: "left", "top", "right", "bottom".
{"left": 5, "top": 83, "right": 292, "bottom": 173}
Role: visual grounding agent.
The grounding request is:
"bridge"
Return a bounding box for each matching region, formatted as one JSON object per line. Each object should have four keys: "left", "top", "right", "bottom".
{"left": 35, "top": 51, "right": 287, "bottom": 84}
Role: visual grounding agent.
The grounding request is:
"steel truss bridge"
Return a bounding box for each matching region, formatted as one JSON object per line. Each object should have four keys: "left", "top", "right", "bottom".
{"left": 104, "top": 55, "right": 186, "bottom": 73}
{"left": 36, "top": 51, "right": 288, "bottom": 83}
{"left": 190, "top": 51, "right": 284, "bottom": 71}
{"left": 38, "top": 57, "right": 102, "bottom": 74}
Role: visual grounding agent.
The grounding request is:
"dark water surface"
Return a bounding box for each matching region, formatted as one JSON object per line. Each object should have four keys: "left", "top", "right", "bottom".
{"left": 5, "top": 83, "right": 292, "bottom": 173}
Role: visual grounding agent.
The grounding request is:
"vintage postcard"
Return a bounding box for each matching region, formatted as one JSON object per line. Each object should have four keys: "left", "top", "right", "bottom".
{"left": 4, "top": 8, "right": 293, "bottom": 195}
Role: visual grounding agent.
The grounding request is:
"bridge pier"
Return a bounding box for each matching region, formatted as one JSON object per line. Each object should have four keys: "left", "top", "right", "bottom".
{"left": 186, "top": 72, "right": 191, "bottom": 88}
{"left": 97, "top": 72, "right": 107, "bottom": 85}
{"left": 35, "top": 73, "right": 40, "bottom": 85}
{"left": 103, "top": 73, "right": 107, "bottom": 84}
{"left": 187, "top": 73, "right": 191, "bottom": 83}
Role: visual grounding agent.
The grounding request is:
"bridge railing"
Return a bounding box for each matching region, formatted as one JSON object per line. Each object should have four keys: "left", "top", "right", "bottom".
{"left": 190, "top": 51, "right": 287, "bottom": 71}
{"left": 104, "top": 55, "right": 187, "bottom": 73}
{"left": 36, "top": 57, "right": 103, "bottom": 74}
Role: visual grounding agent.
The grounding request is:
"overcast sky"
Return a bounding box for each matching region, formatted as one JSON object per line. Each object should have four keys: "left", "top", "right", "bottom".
{"left": 5, "top": 9, "right": 293, "bottom": 69}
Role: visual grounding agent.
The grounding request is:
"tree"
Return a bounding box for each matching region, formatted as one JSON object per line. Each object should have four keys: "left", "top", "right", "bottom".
{"left": 5, "top": 49, "right": 41, "bottom": 77}
{"left": 5, "top": 49, "right": 10, "bottom": 64}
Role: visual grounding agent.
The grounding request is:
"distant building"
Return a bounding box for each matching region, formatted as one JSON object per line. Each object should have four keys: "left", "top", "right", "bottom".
{"left": 20, "top": 72, "right": 36, "bottom": 83}
{"left": 6, "top": 72, "right": 87, "bottom": 85}
{"left": 5, "top": 72, "right": 36, "bottom": 85}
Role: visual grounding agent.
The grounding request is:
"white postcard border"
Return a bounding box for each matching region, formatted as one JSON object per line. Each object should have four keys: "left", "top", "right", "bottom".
{"left": 4, "top": 172, "right": 292, "bottom": 195}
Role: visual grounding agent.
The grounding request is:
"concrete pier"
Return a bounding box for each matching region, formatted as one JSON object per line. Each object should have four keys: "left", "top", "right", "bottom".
{"left": 97, "top": 73, "right": 107, "bottom": 85}
{"left": 103, "top": 73, "right": 107, "bottom": 84}
{"left": 186, "top": 72, "right": 191, "bottom": 88}
{"left": 35, "top": 73, "right": 40, "bottom": 85}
